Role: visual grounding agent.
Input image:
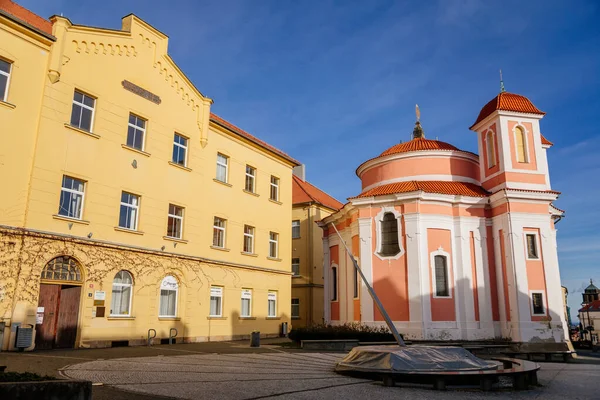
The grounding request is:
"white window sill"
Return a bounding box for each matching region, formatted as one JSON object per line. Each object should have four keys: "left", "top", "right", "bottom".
{"left": 168, "top": 161, "right": 192, "bottom": 172}
{"left": 268, "top": 199, "right": 282, "bottom": 205}
{"left": 0, "top": 100, "right": 16, "bottom": 109}
{"left": 107, "top": 316, "right": 135, "bottom": 320}
{"left": 292, "top": 275, "right": 301, "bottom": 278}
{"left": 53, "top": 214, "right": 90, "bottom": 225}
{"left": 207, "top": 316, "right": 227, "bottom": 320}
{"left": 64, "top": 123, "right": 100, "bottom": 139}
{"left": 213, "top": 178, "right": 232, "bottom": 187}
{"left": 266, "top": 316, "right": 281, "bottom": 320}
{"left": 243, "top": 189, "right": 259, "bottom": 197}
{"left": 267, "top": 256, "right": 282, "bottom": 262}
{"left": 114, "top": 226, "right": 144, "bottom": 235}
{"left": 163, "top": 236, "right": 188, "bottom": 244}
{"left": 239, "top": 316, "right": 256, "bottom": 320}
{"left": 122, "top": 144, "right": 150, "bottom": 157}
{"left": 241, "top": 252, "right": 258, "bottom": 257}
{"left": 158, "top": 317, "right": 181, "bottom": 321}
{"left": 211, "top": 245, "right": 230, "bottom": 252}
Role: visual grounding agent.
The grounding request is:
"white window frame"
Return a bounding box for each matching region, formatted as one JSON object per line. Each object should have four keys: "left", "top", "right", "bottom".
{"left": 172, "top": 133, "right": 188, "bottom": 166}
{"left": 267, "top": 291, "right": 277, "bottom": 317}
{"left": 119, "top": 191, "right": 140, "bottom": 231}
{"left": 291, "top": 298, "right": 300, "bottom": 318}
{"left": 530, "top": 290, "right": 546, "bottom": 316}
{"left": 127, "top": 113, "right": 147, "bottom": 151}
{"left": 59, "top": 175, "right": 86, "bottom": 220}
{"left": 210, "top": 286, "right": 223, "bottom": 317}
{"left": 525, "top": 231, "right": 540, "bottom": 260}
{"left": 71, "top": 89, "right": 96, "bottom": 132}
{"left": 243, "top": 225, "right": 255, "bottom": 254}
{"left": 158, "top": 275, "right": 179, "bottom": 318}
{"left": 292, "top": 258, "right": 300, "bottom": 276}
{"left": 0, "top": 58, "right": 12, "bottom": 102}
{"left": 245, "top": 165, "right": 256, "bottom": 193}
{"left": 241, "top": 289, "right": 252, "bottom": 317}
{"left": 269, "top": 231, "right": 279, "bottom": 258}
{"left": 167, "top": 204, "right": 184, "bottom": 239}
{"left": 374, "top": 207, "right": 404, "bottom": 260}
{"left": 485, "top": 130, "right": 496, "bottom": 168}
{"left": 513, "top": 124, "right": 529, "bottom": 163}
{"left": 270, "top": 176, "right": 279, "bottom": 201}
{"left": 430, "top": 247, "right": 452, "bottom": 299}
{"left": 292, "top": 220, "right": 300, "bottom": 239}
{"left": 213, "top": 217, "right": 226, "bottom": 248}
{"left": 216, "top": 153, "right": 229, "bottom": 183}
{"left": 110, "top": 270, "right": 133, "bottom": 317}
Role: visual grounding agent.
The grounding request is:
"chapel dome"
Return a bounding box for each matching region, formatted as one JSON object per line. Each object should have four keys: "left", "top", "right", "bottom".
{"left": 380, "top": 137, "right": 461, "bottom": 157}
{"left": 470, "top": 91, "right": 545, "bottom": 129}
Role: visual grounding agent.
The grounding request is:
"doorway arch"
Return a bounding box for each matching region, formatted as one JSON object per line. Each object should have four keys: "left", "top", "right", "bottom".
{"left": 36, "top": 256, "right": 83, "bottom": 349}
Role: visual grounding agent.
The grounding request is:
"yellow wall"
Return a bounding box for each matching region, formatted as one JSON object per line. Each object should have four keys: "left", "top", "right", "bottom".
{"left": 0, "top": 14, "right": 296, "bottom": 349}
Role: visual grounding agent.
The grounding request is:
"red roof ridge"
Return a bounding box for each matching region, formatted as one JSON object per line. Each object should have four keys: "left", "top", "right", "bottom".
{"left": 352, "top": 180, "right": 489, "bottom": 199}
{"left": 210, "top": 113, "right": 300, "bottom": 166}
{"left": 292, "top": 175, "right": 344, "bottom": 211}
{"left": 541, "top": 134, "right": 553, "bottom": 146}
{"left": 471, "top": 92, "right": 545, "bottom": 129}
{"left": 0, "top": 0, "right": 53, "bottom": 36}
{"left": 579, "top": 299, "right": 600, "bottom": 312}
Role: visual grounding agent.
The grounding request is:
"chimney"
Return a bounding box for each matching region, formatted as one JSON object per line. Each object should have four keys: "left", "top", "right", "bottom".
{"left": 293, "top": 164, "right": 306, "bottom": 181}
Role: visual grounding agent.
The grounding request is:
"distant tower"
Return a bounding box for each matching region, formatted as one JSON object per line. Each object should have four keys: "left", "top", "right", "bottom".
{"left": 582, "top": 279, "right": 599, "bottom": 305}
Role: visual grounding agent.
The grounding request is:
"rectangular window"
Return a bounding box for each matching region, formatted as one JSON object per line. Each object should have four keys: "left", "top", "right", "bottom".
{"left": 216, "top": 153, "right": 229, "bottom": 183}
{"left": 353, "top": 265, "right": 359, "bottom": 298}
{"left": 241, "top": 289, "right": 252, "bottom": 317}
{"left": 270, "top": 176, "right": 279, "bottom": 201}
{"left": 70, "top": 90, "right": 96, "bottom": 132}
{"left": 159, "top": 277, "right": 178, "bottom": 318}
{"left": 0, "top": 59, "right": 11, "bottom": 102}
{"left": 267, "top": 291, "right": 277, "bottom": 317}
{"left": 245, "top": 165, "right": 256, "bottom": 193}
{"left": 526, "top": 233, "right": 539, "bottom": 259}
{"left": 269, "top": 232, "right": 278, "bottom": 258}
{"left": 213, "top": 217, "right": 226, "bottom": 248}
{"left": 331, "top": 266, "right": 338, "bottom": 301}
{"left": 167, "top": 204, "right": 184, "bottom": 239}
{"left": 292, "top": 220, "right": 300, "bottom": 238}
{"left": 119, "top": 191, "right": 140, "bottom": 230}
{"left": 532, "top": 292, "right": 545, "bottom": 315}
{"left": 434, "top": 255, "right": 450, "bottom": 297}
{"left": 291, "top": 298, "right": 300, "bottom": 318}
{"left": 292, "top": 258, "right": 300, "bottom": 276}
{"left": 210, "top": 286, "right": 223, "bottom": 317}
{"left": 243, "top": 225, "right": 254, "bottom": 253}
{"left": 172, "top": 133, "right": 188, "bottom": 166}
{"left": 126, "top": 113, "right": 146, "bottom": 150}
{"left": 58, "top": 175, "right": 85, "bottom": 219}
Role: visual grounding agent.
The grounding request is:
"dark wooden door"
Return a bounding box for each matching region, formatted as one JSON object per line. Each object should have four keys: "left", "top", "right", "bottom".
{"left": 35, "top": 284, "right": 60, "bottom": 350}
{"left": 54, "top": 285, "right": 81, "bottom": 348}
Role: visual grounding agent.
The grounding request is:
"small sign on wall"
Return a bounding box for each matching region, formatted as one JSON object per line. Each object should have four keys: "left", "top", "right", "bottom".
{"left": 94, "top": 291, "right": 106, "bottom": 301}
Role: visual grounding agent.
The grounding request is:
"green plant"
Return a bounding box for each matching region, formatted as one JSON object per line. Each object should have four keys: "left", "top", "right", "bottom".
{"left": 288, "top": 323, "right": 401, "bottom": 343}
{"left": 0, "top": 372, "right": 56, "bottom": 382}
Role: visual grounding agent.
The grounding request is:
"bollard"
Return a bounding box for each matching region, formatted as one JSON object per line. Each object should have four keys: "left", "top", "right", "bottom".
{"left": 250, "top": 331, "right": 260, "bottom": 347}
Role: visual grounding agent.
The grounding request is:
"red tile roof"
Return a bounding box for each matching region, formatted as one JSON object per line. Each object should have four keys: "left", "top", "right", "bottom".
{"left": 379, "top": 137, "right": 466, "bottom": 157}
{"left": 579, "top": 300, "right": 600, "bottom": 313}
{"left": 353, "top": 181, "right": 489, "bottom": 198}
{"left": 293, "top": 175, "right": 344, "bottom": 211}
{"left": 0, "top": 0, "right": 53, "bottom": 35}
{"left": 210, "top": 113, "right": 300, "bottom": 166}
{"left": 541, "top": 135, "right": 553, "bottom": 146}
{"left": 471, "top": 92, "right": 545, "bottom": 128}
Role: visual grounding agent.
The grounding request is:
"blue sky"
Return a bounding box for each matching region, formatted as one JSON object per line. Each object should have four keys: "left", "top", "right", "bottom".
{"left": 21, "top": 0, "right": 600, "bottom": 321}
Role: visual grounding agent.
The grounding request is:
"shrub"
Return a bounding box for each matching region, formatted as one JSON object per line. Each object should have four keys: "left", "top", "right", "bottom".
{"left": 0, "top": 372, "right": 56, "bottom": 382}
{"left": 288, "top": 323, "right": 402, "bottom": 343}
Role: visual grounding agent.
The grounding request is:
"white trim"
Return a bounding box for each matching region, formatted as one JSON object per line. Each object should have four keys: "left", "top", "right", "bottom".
{"left": 267, "top": 291, "right": 277, "bottom": 317}
{"left": 361, "top": 174, "right": 480, "bottom": 193}
{"left": 158, "top": 275, "right": 179, "bottom": 318}
{"left": 243, "top": 225, "right": 255, "bottom": 253}
{"left": 245, "top": 165, "right": 256, "bottom": 193}
{"left": 485, "top": 129, "right": 496, "bottom": 168}
{"left": 529, "top": 290, "right": 546, "bottom": 316}
{"left": 524, "top": 231, "right": 541, "bottom": 260}
{"left": 167, "top": 204, "right": 184, "bottom": 239}
{"left": 373, "top": 206, "right": 405, "bottom": 260}
{"left": 240, "top": 288, "right": 252, "bottom": 317}
{"left": 72, "top": 90, "right": 96, "bottom": 132}
{"left": 216, "top": 153, "right": 229, "bottom": 183}
{"left": 512, "top": 124, "right": 529, "bottom": 163}
{"left": 357, "top": 150, "right": 479, "bottom": 177}
{"left": 59, "top": 176, "right": 86, "bottom": 220}
{"left": 0, "top": 59, "right": 12, "bottom": 102}
{"left": 291, "top": 257, "right": 300, "bottom": 276}
{"left": 213, "top": 217, "right": 226, "bottom": 248}
{"left": 110, "top": 270, "right": 134, "bottom": 317}
{"left": 210, "top": 286, "right": 223, "bottom": 317}
{"left": 292, "top": 220, "right": 300, "bottom": 238}
{"left": 270, "top": 175, "right": 280, "bottom": 201}
{"left": 269, "top": 231, "right": 279, "bottom": 258}
{"left": 173, "top": 133, "right": 188, "bottom": 167}
{"left": 430, "top": 247, "right": 452, "bottom": 299}
{"left": 119, "top": 191, "right": 140, "bottom": 231}
{"left": 127, "top": 113, "right": 146, "bottom": 151}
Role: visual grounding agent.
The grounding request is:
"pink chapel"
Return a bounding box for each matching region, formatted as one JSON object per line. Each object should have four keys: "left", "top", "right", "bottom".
{"left": 319, "top": 89, "right": 569, "bottom": 348}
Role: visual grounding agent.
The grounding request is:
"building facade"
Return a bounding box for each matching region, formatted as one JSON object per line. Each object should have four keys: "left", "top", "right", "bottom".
{"left": 0, "top": 3, "right": 298, "bottom": 350}
{"left": 578, "top": 280, "right": 600, "bottom": 344}
{"left": 319, "top": 91, "right": 569, "bottom": 348}
{"left": 291, "top": 166, "right": 342, "bottom": 327}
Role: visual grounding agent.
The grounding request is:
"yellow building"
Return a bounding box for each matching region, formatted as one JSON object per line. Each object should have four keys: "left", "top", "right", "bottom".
{"left": 0, "top": 3, "right": 299, "bottom": 350}
{"left": 291, "top": 167, "right": 343, "bottom": 327}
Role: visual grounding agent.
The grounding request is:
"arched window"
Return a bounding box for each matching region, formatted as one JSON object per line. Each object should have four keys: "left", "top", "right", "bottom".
{"left": 486, "top": 131, "right": 496, "bottom": 168}
{"left": 159, "top": 275, "right": 178, "bottom": 317}
{"left": 41, "top": 256, "right": 82, "bottom": 282}
{"left": 380, "top": 213, "right": 400, "bottom": 256}
{"left": 110, "top": 271, "right": 133, "bottom": 316}
{"left": 515, "top": 126, "right": 528, "bottom": 163}
{"left": 434, "top": 255, "right": 450, "bottom": 297}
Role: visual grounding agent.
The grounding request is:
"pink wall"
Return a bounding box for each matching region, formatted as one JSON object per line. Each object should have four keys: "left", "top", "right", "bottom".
{"left": 481, "top": 123, "right": 500, "bottom": 178}
{"left": 486, "top": 226, "right": 500, "bottom": 321}
{"left": 524, "top": 228, "right": 548, "bottom": 321}
{"left": 330, "top": 245, "right": 340, "bottom": 321}
{"left": 499, "top": 229, "right": 511, "bottom": 322}
{"left": 482, "top": 171, "right": 547, "bottom": 191}
{"left": 470, "top": 232, "right": 480, "bottom": 322}
{"left": 427, "top": 228, "right": 456, "bottom": 322}
{"left": 508, "top": 121, "right": 538, "bottom": 171}
{"left": 360, "top": 156, "right": 480, "bottom": 190}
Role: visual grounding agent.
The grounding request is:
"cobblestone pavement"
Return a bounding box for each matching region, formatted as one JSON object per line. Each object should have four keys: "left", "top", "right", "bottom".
{"left": 60, "top": 350, "right": 600, "bottom": 400}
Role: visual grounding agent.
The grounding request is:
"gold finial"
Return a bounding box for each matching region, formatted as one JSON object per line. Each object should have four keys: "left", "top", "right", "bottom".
{"left": 415, "top": 104, "right": 421, "bottom": 122}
